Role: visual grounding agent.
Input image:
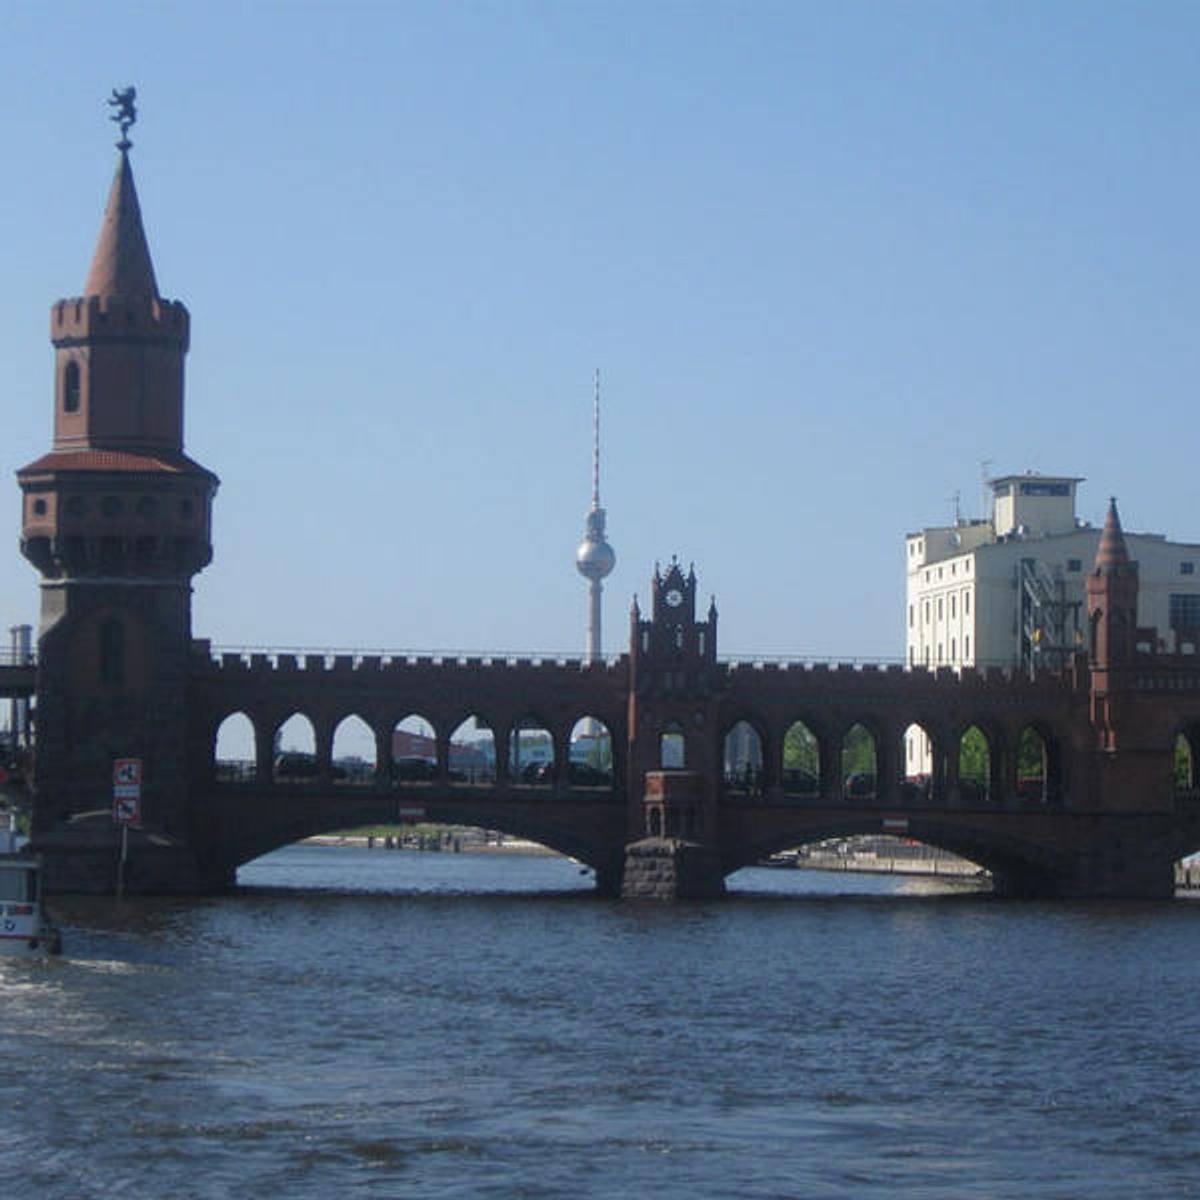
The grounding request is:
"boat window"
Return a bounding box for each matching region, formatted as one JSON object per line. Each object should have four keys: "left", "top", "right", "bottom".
{"left": 0, "top": 867, "right": 36, "bottom": 903}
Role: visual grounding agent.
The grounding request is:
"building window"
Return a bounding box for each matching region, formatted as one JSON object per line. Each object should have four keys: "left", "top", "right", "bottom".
{"left": 32, "top": 499, "right": 47, "bottom": 516}
{"left": 1067, "top": 559, "right": 1082, "bottom": 573}
{"left": 660, "top": 729, "right": 685, "bottom": 769}
{"left": 937, "top": 598, "right": 943, "bottom": 620}
{"left": 950, "top": 595, "right": 956, "bottom": 618}
{"left": 924, "top": 601, "right": 930, "bottom": 624}
{"left": 99, "top": 618, "right": 124, "bottom": 687}
{"left": 63, "top": 361, "right": 81, "bottom": 413}
{"left": 951, "top": 638, "right": 956, "bottom": 661}
{"left": 951, "top": 563, "right": 957, "bottom": 576}
{"left": 964, "top": 590, "right": 971, "bottom": 616}
{"left": 1183, "top": 562, "right": 1195, "bottom": 576}
{"left": 924, "top": 647, "right": 931, "bottom": 666}
{"left": 1170, "top": 594, "right": 1200, "bottom": 630}
{"left": 908, "top": 605, "right": 914, "bottom": 628}
{"left": 937, "top": 643, "right": 943, "bottom": 663}
{"left": 965, "top": 635, "right": 971, "bottom": 659}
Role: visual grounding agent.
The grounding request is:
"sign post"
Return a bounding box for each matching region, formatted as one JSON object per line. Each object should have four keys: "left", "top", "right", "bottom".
{"left": 112, "top": 759, "right": 142, "bottom": 898}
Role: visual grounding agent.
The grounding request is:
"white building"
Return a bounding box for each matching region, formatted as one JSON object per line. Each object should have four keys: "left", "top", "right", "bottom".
{"left": 905, "top": 473, "right": 1200, "bottom": 676}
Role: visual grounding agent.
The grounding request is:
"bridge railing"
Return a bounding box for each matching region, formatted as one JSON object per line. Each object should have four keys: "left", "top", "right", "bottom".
{"left": 0, "top": 650, "right": 36, "bottom": 668}
{"left": 200, "top": 644, "right": 627, "bottom": 670}
{"left": 199, "top": 643, "right": 1055, "bottom": 680}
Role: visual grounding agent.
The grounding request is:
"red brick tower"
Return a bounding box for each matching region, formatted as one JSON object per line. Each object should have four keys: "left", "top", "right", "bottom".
{"left": 17, "top": 111, "right": 219, "bottom": 890}
{"left": 622, "top": 559, "right": 726, "bottom": 897}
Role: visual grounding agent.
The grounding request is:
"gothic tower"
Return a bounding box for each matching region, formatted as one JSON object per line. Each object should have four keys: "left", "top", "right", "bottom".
{"left": 17, "top": 106, "right": 218, "bottom": 890}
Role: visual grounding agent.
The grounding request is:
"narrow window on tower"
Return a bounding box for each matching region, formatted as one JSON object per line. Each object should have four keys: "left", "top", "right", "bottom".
{"left": 99, "top": 618, "right": 124, "bottom": 687}
{"left": 63, "top": 361, "right": 81, "bottom": 414}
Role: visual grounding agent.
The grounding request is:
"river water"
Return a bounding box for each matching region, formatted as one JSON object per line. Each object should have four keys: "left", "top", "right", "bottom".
{"left": 4, "top": 846, "right": 1200, "bottom": 1199}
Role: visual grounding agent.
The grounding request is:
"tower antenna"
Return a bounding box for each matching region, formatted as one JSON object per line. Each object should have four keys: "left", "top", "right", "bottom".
{"left": 576, "top": 369, "right": 616, "bottom": 665}
{"left": 592, "top": 367, "right": 601, "bottom": 510}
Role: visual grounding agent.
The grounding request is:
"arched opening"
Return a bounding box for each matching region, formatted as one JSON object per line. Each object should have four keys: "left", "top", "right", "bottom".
{"left": 1017, "top": 726, "right": 1050, "bottom": 803}
{"left": 782, "top": 720, "right": 820, "bottom": 796}
{"left": 63, "top": 360, "right": 81, "bottom": 413}
{"left": 273, "top": 713, "right": 317, "bottom": 781}
{"left": 724, "top": 720, "right": 763, "bottom": 795}
{"left": 841, "top": 723, "right": 877, "bottom": 799}
{"left": 569, "top": 716, "right": 613, "bottom": 788}
{"left": 1175, "top": 732, "right": 1196, "bottom": 794}
{"left": 331, "top": 714, "right": 376, "bottom": 785}
{"left": 214, "top": 712, "right": 256, "bottom": 782}
{"left": 450, "top": 715, "right": 495, "bottom": 784}
{"left": 660, "top": 724, "right": 686, "bottom": 769}
{"left": 901, "top": 723, "right": 934, "bottom": 802}
{"left": 727, "top": 833, "right": 991, "bottom": 895}
{"left": 511, "top": 717, "right": 554, "bottom": 786}
{"left": 958, "top": 725, "right": 991, "bottom": 803}
{"left": 392, "top": 713, "right": 438, "bottom": 784}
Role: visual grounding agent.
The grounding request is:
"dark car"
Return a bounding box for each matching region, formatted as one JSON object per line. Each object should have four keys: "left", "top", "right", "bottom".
{"left": 391, "top": 756, "right": 438, "bottom": 783}
{"left": 568, "top": 761, "right": 612, "bottom": 787}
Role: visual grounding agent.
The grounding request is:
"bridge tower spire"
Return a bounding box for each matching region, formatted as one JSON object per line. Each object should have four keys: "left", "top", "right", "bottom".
{"left": 1087, "top": 497, "right": 1138, "bottom": 669}
{"left": 16, "top": 96, "right": 220, "bottom": 891}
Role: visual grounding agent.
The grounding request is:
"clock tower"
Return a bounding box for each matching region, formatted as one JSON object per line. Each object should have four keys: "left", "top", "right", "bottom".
{"left": 623, "top": 559, "right": 725, "bottom": 897}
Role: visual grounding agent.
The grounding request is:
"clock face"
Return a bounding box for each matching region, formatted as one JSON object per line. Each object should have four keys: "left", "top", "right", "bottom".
{"left": 665, "top": 588, "right": 684, "bottom": 608}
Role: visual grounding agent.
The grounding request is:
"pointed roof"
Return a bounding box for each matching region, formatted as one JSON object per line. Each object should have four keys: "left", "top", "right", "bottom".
{"left": 83, "top": 150, "right": 159, "bottom": 299}
{"left": 1093, "top": 497, "right": 1132, "bottom": 575}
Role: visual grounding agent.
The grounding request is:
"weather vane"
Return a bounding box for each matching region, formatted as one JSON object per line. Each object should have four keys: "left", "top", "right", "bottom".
{"left": 107, "top": 86, "right": 137, "bottom": 151}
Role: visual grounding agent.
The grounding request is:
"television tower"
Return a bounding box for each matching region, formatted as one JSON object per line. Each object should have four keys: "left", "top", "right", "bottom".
{"left": 575, "top": 369, "right": 616, "bottom": 662}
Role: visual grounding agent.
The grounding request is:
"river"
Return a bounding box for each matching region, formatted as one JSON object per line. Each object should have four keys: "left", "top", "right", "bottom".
{"left": 3, "top": 845, "right": 1199, "bottom": 1199}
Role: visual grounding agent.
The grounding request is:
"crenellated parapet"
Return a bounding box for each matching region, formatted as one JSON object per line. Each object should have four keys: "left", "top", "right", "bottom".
{"left": 51, "top": 294, "right": 189, "bottom": 350}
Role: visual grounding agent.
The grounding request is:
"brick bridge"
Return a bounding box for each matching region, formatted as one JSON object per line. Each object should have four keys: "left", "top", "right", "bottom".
{"left": 13, "top": 134, "right": 1200, "bottom": 898}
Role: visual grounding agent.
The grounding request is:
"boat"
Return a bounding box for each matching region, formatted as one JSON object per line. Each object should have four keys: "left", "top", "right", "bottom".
{"left": 0, "top": 813, "right": 61, "bottom": 957}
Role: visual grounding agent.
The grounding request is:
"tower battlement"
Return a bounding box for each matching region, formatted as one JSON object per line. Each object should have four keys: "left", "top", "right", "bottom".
{"left": 51, "top": 294, "right": 189, "bottom": 350}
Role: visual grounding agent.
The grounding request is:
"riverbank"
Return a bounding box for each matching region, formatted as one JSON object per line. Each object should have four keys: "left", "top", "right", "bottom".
{"left": 304, "top": 833, "right": 559, "bottom": 856}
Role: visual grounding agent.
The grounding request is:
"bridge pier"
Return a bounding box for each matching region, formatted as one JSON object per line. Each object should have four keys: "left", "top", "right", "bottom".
{"left": 987, "top": 817, "right": 1179, "bottom": 900}
{"left": 32, "top": 825, "right": 234, "bottom": 894}
{"left": 620, "top": 838, "right": 726, "bottom": 900}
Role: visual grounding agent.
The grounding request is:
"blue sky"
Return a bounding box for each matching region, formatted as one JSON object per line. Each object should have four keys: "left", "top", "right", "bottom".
{"left": 3, "top": 1, "right": 1199, "bottom": 663}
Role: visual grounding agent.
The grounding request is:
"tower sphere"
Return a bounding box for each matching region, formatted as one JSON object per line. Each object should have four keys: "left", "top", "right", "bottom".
{"left": 576, "top": 531, "right": 616, "bottom": 581}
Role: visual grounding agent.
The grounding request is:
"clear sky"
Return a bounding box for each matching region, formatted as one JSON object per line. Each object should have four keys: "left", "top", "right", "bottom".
{"left": 3, "top": 1, "right": 1199, "bottom": 663}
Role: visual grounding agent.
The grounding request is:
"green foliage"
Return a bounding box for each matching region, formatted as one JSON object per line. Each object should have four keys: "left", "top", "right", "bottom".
{"left": 959, "top": 726, "right": 990, "bottom": 785}
{"left": 784, "top": 722, "right": 819, "bottom": 775}
{"left": 1175, "top": 735, "right": 1194, "bottom": 789}
{"left": 1018, "top": 727, "right": 1046, "bottom": 780}
{"left": 841, "top": 723, "right": 876, "bottom": 777}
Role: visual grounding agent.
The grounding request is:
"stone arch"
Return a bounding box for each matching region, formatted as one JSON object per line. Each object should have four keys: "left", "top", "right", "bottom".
{"left": 449, "top": 714, "right": 496, "bottom": 784}
{"left": 391, "top": 712, "right": 438, "bottom": 784}
{"left": 569, "top": 716, "right": 615, "bottom": 788}
{"left": 723, "top": 718, "right": 764, "bottom": 795}
{"left": 782, "top": 718, "right": 820, "bottom": 796}
{"left": 273, "top": 713, "right": 317, "bottom": 781}
{"left": 958, "top": 723, "right": 993, "bottom": 803}
{"left": 1015, "top": 722, "right": 1062, "bottom": 805}
{"left": 1173, "top": 725, "right": 1199, "bottom": 794}
{"left": 511, "top": 714, "right": 555, "bottom": 785}
{"left": 660, "top": 723, "right": 686, "bottom": 769}
{"left": 331, "top": 714, "right": 376, "bottom": 785}
{"left": 214, "top": 711, "right": 256, "bottom": 782}
{"left": 841, "top": 722, "right": 877, "bottom": 799}
{"left": 901, "top": 721, "right": 936, "bottom": 802}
